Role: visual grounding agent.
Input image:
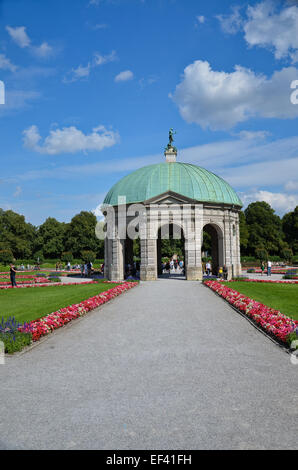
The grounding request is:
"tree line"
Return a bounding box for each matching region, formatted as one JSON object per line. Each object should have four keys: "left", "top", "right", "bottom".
{"left": 239, "top": 202, "right": 298, "bottom": 261}
{"left": 0, "top": 209, "right": 104, "bottom": 264}
{"left": 0, "top": 201, "right": 297, "bottom": 264}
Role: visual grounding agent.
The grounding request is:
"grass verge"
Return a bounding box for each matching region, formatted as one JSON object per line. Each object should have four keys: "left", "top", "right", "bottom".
{"left": 222, "top": 281, "right": 298, "bottom": 319}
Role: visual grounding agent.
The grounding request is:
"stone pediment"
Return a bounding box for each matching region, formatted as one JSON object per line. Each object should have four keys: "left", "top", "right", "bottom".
{"left": 144, "top": 191, "right": 195, "bottom": 205}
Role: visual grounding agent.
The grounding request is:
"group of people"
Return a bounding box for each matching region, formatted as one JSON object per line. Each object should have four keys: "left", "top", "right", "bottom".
{"left": 80, "top": 261, "right": 93, "bottom": 278}
{"left": 203, "top": 261, "right": 228, "bottom": 279}
{"left": 260, "top": 260, "right": 272, "bottom": 276}
{"left": 162, "top": 259, "right": 184, "bottom": 275}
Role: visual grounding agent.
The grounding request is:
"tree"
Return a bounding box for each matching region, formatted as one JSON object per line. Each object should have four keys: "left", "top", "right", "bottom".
{"left": 244, "top": 202, "right": 284, "bottom": 256}
{"left": 255, "top": 246, "right": 268, "bottom": 263}
{"left": 34, "top": 250, "right": 44, "bottom": 265}
{"left": 239, "top": 211, "right": 249, "bottom": 254}
{"left": 65, "top": 211, "right": 103, "bottom": 258}
{"left": 0, "top": 249, "right": 14, "bottom": 265}
{"left": 0, "top": 209, "right": 36, "bottom": 259}
{"left": 281, "top": 246, "right": 293, "bottom": 263}
{"left": 37, "top": 217, "right": 66, "bottom": 258}
{"left": 81, "top": 250, "right": 96, "bottom": 263}
{"left": 282, "top": 206, "right": 298, "bottom": 254}
{"left": 61, "top": 251, "right": 73, "bottom": 263}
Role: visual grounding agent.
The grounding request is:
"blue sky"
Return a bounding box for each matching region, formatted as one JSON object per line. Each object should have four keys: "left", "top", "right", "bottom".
{"left": 1, "top": 0, "right": 298, "bottom": 225}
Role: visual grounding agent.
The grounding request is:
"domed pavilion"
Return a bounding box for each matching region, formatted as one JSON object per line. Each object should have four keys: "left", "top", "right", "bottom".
{"left": 102, "top": 132, "right": 242, "bottom": 281}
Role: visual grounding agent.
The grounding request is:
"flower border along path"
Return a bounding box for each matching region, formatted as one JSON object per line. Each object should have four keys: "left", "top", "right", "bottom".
{"left": 0, "top": 280, "right": 98, "bottom": 290}
{"left": 231, "top": 278, "right": 298, "bottom": 284}
{"left": 20, "top": 281, "right": 138, "bottom": 342}
{"left": 204, "top": 280, "right": 298, "bottom": 349}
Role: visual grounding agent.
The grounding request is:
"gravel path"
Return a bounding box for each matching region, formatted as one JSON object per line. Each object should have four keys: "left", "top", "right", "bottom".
{"left": 1, "top": 279, "right": 298, "bottom": 450}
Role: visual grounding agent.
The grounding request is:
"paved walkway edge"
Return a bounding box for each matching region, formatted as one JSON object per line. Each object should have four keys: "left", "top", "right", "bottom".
{"left": 203, "top": 283, "right": 290, "bottom": 355}
{"left": 6, "top": 284, "right": 138, "bottom": 359}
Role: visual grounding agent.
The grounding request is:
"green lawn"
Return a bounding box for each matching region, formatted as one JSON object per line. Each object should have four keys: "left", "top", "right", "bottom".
{"left": 0, "top": 281, "right": 119, "bottom": 324}
{"left": 223, "top": 281, "right": 298, "bottom": 319}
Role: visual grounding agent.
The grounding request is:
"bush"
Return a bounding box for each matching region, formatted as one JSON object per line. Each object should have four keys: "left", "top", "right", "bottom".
{"left": 0, "top": 331, "right": 32, "bottom": 353}
{"left": 286, "top": 269, "right": 298, "bottom": 275}
{"left": 241, "top": 256, "right": 257, "bottom": 263}
{"left": 0, "top": 317, "right": 32, "bottom": 353}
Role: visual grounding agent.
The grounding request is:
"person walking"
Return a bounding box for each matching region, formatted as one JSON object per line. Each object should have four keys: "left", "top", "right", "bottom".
{"left": 84, "top": 263, "right": 88, "bottom": 278}
{"left": 10, "top": 263, "right": 17, "bottom": 288}
{"left": 206, "top": 261, "right": 211, "bottom": 276}
{"left": 87, "top": 261, "right": 92, "bottom": 277}
{"left": 223, "top": 265, "right": 228, "bottom": 280}
{"left": 267, "top": 259, "right": 272, "bottom": 276}
{"left": 261, "top": 261, "right": 265, "bottom": 276}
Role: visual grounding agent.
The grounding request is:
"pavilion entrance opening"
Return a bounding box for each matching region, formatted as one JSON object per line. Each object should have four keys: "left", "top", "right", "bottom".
{"left": 202, "top": 223, "right": 224, "bottom": 277}
{"left": 157, "top": 223, "right": 186, "bottom": 279}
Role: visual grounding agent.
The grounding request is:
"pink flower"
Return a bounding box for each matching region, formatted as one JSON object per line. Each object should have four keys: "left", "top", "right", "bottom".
{"left": 205, "top": 280, "right": 297, "bottom": 343}
{"left": 19, "top": 282, "right": 138, "bottom": 342}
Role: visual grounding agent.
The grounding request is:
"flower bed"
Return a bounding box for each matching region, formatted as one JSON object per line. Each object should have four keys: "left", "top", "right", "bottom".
{"left": 205, "top": 280, "right": 298, "bottom": 344}
{"left": 229, "top": 278, "right": 298, "bottom": 285}
{"left": 20, "top": 281, "right": 137, "bottom": 342}
{"left": 0, "top": 277, "right": 50, "bottom": 286}
{"left": 0, "top": 280, "right": 98, "bottom": 290}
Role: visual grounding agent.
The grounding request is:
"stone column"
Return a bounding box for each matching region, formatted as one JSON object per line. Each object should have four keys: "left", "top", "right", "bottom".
{"left": 223, "top": 210, "right": 233, "bottom": 280}
{"left": 140, "top": 238, "right": 157, "bottom": 281}
{"left": 110, "top": 236, "right": 125, "bottom": 281}
{"left": 185, "top": 205, "right": 203, "bottom": 281}
{"left": 104, "top": 236, "right": 109, "bottom": 278}
{"left": 234, "top": 213, "right": 242, "bottom": 276}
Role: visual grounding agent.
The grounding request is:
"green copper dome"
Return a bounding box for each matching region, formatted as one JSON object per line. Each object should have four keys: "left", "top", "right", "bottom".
{"left": 103, "top": 162, "right": 242, "bottom": 207}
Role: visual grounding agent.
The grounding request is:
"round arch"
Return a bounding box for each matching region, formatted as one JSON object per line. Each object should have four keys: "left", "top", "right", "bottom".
{"left": 202, "top": 223, "right": 224, "bottom": 276}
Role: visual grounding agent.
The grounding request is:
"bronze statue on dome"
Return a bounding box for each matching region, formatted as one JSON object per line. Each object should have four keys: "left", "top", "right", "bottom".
{"left": 165, "top": 128, "right": 177, "bottom": 152}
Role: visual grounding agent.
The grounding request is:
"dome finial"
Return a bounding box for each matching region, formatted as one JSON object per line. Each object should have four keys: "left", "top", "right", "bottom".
{"left": 164, "top": 128, "right": 177, "bottom": 162}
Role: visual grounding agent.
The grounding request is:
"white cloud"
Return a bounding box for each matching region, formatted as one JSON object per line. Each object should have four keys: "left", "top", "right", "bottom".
{"left": 139, "top": 75, "right": 159, "bottom": 88}
{"left": 217, "top": 2, "right": 298, "bottom": 63}
{"left": 285, "top": 180, "right": 298, "bottom": 191}
{"left": 114, "top": 70, "right": 134, "bottom": 82}
{"left": 0, "top": 89, "right": 40, "bottom": 115}
{"left": 66, "top": 63, "right": 91, "bottom": 82}
{"left": 6, "top": 25, "right": 53, "bottom": 58}
{"left": 235, "top": 130, "right": 271, "bottom": 140}
{"left": 244, "top": 2, "right": 298, "bottom": 62}
{"left": 93, "top": 23, "right": 108, "bottom": 30}
{"left": 64, "top": 51, "right": 117, "bottom": 83}
{"left": 6, "top": 25, "right": 31, "bottom": 48}
{"left": 241, "top": 190, "right": 298, "bottom": 214}
{"left": 93, "top": 50, "right": 116, "bottom": 66}
{"left": 23, "top": 124, "right": 119, "bottom": 155}
{"left": 172, "top": 60, "right": 298, "bottom": 130}
{"left": 0, "top": 53, "right": 17, "bottom": 72}
{"left": 216, "top": 5, "right": 243, "bottom": 34}
{"left": 196, "top": 15, "right": 205, "bottom": 25}
{"left": 32, "top": 42, "right": 53, "bottom": 58}
{"left": 13, "top": 186, "right": 22, "bottom": 197}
